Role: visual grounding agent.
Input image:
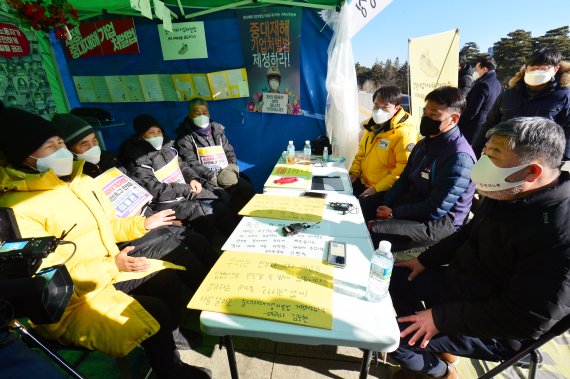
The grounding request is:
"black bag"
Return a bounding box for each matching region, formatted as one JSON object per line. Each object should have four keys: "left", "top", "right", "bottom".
{"left": 311, "top": 135, "right": 332, "bottom": 155}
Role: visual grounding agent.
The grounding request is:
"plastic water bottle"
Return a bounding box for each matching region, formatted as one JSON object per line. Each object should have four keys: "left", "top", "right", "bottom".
{"left": 303, "top": 140, "right": 311, "bottom": 162}
{"left": 367, "top": 240, "right": 394, "bottom": 302}
{"left": 322, "top": 146, "right": 329, "bottom": 162}
{"left": 286, "top": 140, "right": 295, "bottom": 164}
{"left": 331, "top": 137, "right": 339, "bottom": 160}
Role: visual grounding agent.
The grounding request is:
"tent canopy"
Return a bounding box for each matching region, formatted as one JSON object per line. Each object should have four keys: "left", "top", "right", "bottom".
{"left": 69, "top": 0, "right": 341, "bottom": 20}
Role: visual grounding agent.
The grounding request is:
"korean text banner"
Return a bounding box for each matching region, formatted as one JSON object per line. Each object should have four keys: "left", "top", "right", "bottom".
{"left": 238, "top": 6, "right": 302, "bottom": 115}
{"left": 408, "top": 29, "right": 459, "bottom": 128}
{"left": 65, "top": 18, "right": 139, "bottom": 59}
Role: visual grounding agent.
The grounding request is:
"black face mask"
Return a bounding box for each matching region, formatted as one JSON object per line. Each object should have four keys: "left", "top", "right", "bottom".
{"left": 419, "top": 116, "right": 442, "bottom": 137}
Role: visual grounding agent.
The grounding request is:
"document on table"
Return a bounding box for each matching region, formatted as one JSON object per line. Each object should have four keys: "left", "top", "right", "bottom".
{"left": 264, "top": 164, "right": 312, "bottom": 190}
{"left": 222, "top": 217, "right": 329, "bottom": 259}
{"left": 239, "top": 194, "right": 325, "bottom": 222}
{"left": 188, "top": 251, "right": 334, "bottom": 329}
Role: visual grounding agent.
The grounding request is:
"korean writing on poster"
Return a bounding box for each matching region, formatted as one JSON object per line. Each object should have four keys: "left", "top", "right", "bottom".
{"left": 65, "top": 18, "right": 139, "bottom": 59}
{"left": 0, "top": 23, "right": 30, "bottom": 58}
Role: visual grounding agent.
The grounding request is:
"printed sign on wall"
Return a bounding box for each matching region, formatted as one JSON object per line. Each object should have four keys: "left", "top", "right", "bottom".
{"left": 238, "top": 7, "right": 302, "bottom": 115}
{"left": 65, "top": 18, "right": 140, "bottom": 59}
{"left": 157, "top": 22, "right": 207, "bottom": 61}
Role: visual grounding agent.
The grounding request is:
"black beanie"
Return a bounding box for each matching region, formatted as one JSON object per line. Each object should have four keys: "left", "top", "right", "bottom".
{"left": 133, "top": 114, "right": 162, "bottom": 136}
{"left": 0, "top": 108, "right": 59, "bottom": 166}
{"left": 52, "top": 113, "right": 95, "bottom": 147}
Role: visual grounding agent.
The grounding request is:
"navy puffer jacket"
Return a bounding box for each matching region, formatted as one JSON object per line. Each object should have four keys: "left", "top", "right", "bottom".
{"left": 383, "top": 127, "right": 476, "bottom": 229}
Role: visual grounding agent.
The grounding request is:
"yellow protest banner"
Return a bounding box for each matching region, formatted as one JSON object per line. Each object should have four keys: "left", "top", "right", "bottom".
{"left": 239, "top": 194, "right": 325, "bottom": 222}
{"left": 408, "top": 29, "right": 459, "bottom": 128}
{"left": 264, "top": 164, "right": 313, "bottom": 190}
{"left": 188, "top": 251, "right": 334, "bottom": 329}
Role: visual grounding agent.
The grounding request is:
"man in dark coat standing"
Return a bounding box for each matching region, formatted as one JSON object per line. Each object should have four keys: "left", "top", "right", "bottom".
{"left": 457, "top": 55, "right": 502, "bottom": 144}
{"left": 389, "top": 117, "right": 570, "bottom": 379}
{"left": 472, "top": 47, "right": 570, "bottom": 159}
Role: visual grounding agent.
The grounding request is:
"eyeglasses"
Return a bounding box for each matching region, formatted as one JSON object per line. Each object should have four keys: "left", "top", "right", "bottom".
{"left": 525, "top": 65, "right": 555, "bottom": 72}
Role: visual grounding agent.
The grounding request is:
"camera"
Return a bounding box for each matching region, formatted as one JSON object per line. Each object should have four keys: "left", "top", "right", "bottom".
{"left": 0, "top": 208, "right": 73, "bottom": 324}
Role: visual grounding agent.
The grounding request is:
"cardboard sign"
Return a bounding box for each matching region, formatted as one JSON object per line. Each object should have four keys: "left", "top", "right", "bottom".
{"left": 0, "top": 23, "right": 30, "bottom": 59}
{"left": 188, "top": 251, "right": 334, "bottom": 329}
{"left": 239, "top": 194, "right": 325, "bottom": 222}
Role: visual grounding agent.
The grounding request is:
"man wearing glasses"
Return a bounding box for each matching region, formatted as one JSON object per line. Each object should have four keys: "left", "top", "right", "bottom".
{"left": 471, "top": 47, "right": 570, "bottom": 159}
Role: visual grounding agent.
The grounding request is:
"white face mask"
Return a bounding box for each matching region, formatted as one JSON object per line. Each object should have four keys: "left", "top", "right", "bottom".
{"left": 76, "top": 145, "right": 101, "bottom": 165}
{"left": 30, "top": 148, "right": 74, "bottom": 176}
{"left": 471, "top": 155, "right": 529, "bottom": 192}
{"left": 371, "top": 108, "right": 390, "bottom": 124}
{"left": 145, "top": 136, "right": 163, "bottom": 150}
{"left": 192, "top": 115, "right": 210, "bottom": 129}
{"left": 472, "top": 71, "right": 481, "bottom": 81}
{"left": 269, "top": 79, "right": 280, "bottom": 90}
{"left": 524, "top": 69, "right": 554, "bottom": 86}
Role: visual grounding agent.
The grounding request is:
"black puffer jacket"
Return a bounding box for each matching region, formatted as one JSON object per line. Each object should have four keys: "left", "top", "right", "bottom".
{"left": 419, "top": 172, "right": 570, "bottom": 344}
{"left": 118, "top": 136, "right": 201, "bottom": 203}
{"left": 175, "top": 118, "right": 237, "bottom": 180}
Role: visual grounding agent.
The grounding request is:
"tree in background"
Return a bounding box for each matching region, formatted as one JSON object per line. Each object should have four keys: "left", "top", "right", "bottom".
{"left": 533, "top": 26, "right": 570, "bottom": 59}
{"left": 493, "top": 29, "right": 534, "bottom": 85}
{"left": 357, "top": 26, "right": 569, "bottom": 91}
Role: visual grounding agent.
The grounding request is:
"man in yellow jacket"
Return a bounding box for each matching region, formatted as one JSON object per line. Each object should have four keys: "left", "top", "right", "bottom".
{"left": 349, "top": 86, "right": 418, "bottom": 221}
{"left": 0, "top": 109, "right": 211, "bottom": 379}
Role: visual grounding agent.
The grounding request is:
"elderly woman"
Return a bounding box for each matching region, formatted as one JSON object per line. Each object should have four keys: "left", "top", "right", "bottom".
{"left": 0, "top": 108, "right": 211, "bottom": 379}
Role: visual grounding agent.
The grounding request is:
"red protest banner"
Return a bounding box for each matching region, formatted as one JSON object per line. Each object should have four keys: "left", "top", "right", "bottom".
{"left": 0, "top": 23, "right": 30, "bottom": 59}
{"left": 65, "top": 18, "right": 139, "bottom": 59}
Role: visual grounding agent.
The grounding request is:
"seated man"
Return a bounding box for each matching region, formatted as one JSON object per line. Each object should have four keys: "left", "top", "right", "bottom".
{"left": 368, "top": 86, "right": 475, "bottom": 252}
{"left": 176, "top": 98, "right": 255, "bottom": 214}
{"left": 52, "top": 112, "right": 120, "bottom": 177}
{"left": 349, "top": 86, "right": 418, "bottom": 221}
{"left": 119, "top": 114, "right": 237, "bottom": 240}
{"left": 389, "top": 117, "right": 570, "bottom": 379}
{"left": 0, "top": 108, "right": 211, "bottom": 378}
{"left": 52, "top": 112, "right": 218, "bottom": 291}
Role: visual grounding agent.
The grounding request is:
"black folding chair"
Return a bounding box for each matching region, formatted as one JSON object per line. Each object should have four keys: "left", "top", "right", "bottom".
{"left": 478, "top": 314, "right": 570, "bottom": 379}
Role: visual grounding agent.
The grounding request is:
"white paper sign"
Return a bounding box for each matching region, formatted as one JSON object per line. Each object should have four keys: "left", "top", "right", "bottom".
{"left": 222, "top": 217, "right": 329, "bottom": 259}
{"left": 153, "top": 0, "right": 165, "bottom": 20}
{"left": 158, "top": 22, "right": 208, "bottom": 61}
{"left": 347, "top": 0, "right": 393, "bottom": 38}
{"left": 262, "top": 93, "right": 288, "bottom": 114}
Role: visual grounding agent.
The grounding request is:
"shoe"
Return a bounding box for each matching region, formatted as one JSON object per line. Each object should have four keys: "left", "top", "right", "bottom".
{"left": 177, "top": 362, "right": 212, "bottom": 379}
{"left": 173, "top": 327, "right": 203, "bottom": 350}
{"left": 438, "top": 353, "right": 458, "bottom": 366}
{"left": 440, "top": 361, "right": 458, "bottom": 379}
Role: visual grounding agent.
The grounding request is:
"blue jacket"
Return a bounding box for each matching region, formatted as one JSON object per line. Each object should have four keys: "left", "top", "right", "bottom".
{"left": 458, "top": 70, "right": 502, "bottom": 143}
{"left": 472, "top": 61, "right": 570, "bottom": 158}
{"left": 384, "top": 127, "right": 476, "bottom": 229}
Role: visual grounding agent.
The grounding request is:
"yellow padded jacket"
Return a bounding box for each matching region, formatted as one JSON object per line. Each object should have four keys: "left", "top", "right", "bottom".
{"left": 349, "top": 108, "right": 418, "bottom": 192}
{"left": 0, "top": 161, "right": 160, "bottom": 357}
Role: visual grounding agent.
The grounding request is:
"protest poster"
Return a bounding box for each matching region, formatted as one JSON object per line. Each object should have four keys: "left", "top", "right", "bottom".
{"left": 94, "top": 168, "right": 152, "bottom": 218}
{"left": 238, "top": 6, "right": 302, "bottom": 115}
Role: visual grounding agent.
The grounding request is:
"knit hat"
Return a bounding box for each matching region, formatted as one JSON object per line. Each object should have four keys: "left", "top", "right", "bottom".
{"left": 0, "top": 108, "right": 59, "bottom": 165}
{"left": 216, "top": 163, "right": 239, "bottom": 188}
{"left": 52, "top": 113, "right": 95, "bottom": 147}
{"left": 133, "top": 114, "right": 162, "bottom": 136}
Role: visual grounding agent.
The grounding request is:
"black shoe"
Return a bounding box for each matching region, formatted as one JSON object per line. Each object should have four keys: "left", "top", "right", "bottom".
{"left": 176, "top": 362, "right": 212, "bottom": 379}
{"left": 173, "top": 327, "right": 203, "bottom": 350}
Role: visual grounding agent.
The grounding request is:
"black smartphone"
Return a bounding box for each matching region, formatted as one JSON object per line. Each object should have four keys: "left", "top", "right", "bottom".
{"left": 301, "top": 191, "right": 327, "bottom": 199}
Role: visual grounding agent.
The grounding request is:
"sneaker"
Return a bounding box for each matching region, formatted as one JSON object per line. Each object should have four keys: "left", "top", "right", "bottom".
{"left": 173, "top": 327, "right": 203, "bottom": 350}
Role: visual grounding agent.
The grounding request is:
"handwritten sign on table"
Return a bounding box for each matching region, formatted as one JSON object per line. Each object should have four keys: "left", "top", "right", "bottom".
{"left": 188, "top": 251, "right": 334, "bottom": 329}
{"left": 222, "top": 217, "right": 328, "bottom": 258}
{"left": 239, "top": 194, "right": 325, "bottom": 222}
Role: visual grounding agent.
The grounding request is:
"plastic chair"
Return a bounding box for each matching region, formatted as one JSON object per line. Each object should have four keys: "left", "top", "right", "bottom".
{"left": 478, "top": 314, "right": 570, "bottom": 379}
